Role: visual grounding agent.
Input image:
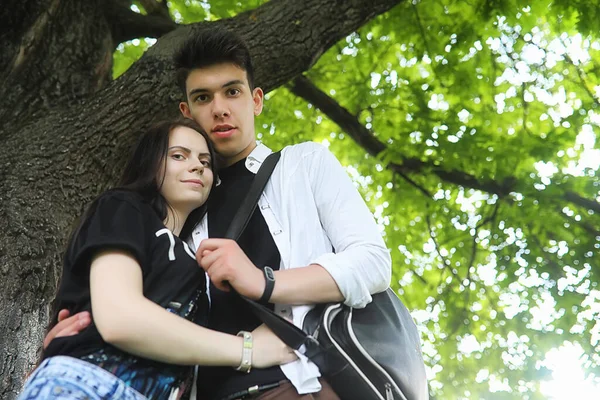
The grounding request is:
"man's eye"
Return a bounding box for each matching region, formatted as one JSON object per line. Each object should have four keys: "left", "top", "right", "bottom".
{"left": 227, "top": 88, "right": 240, "bottom": 96}
{"left": 195, "top": 95, "right": 209, "bottom": 102}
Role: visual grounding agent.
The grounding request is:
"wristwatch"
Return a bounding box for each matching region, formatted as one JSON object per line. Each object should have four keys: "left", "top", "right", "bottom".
{"left": 259, "top": 266, "right": 275, "bottom": 304}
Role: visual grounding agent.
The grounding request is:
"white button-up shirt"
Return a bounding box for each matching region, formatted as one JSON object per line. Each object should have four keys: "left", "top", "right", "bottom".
{"left": 190, "top": 141, "right": 391, "bottom": 393}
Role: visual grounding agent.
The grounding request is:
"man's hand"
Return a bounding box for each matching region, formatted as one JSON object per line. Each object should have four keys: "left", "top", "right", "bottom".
{"left": 196, "top": 239, "right": 265, "bottom": 300}
{"left": 43, "top": 309, "right": 91, "bottom": 350}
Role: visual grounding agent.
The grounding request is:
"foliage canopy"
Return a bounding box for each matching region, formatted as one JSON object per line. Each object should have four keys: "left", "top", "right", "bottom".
{"left": 117, "top": 0, "right": 599, "bottom": 398}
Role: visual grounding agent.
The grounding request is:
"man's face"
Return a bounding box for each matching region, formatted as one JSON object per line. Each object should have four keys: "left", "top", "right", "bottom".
{"left": 179, "top": 63, "right": 264, "bottom": 166}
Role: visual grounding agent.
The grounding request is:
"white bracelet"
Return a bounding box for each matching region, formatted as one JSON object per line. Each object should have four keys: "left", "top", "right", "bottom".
{"left": 235, "top": 331, "right": 253, "bottom": 373}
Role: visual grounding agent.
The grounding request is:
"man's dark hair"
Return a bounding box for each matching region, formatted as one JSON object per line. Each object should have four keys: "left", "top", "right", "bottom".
{"left": 174, "top": 28, "right": 255, "bottom": 99}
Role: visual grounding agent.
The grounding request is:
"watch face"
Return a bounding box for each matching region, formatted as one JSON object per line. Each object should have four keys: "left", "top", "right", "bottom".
{"left": 265, "top": 266, "right": 275, "bottom": 280}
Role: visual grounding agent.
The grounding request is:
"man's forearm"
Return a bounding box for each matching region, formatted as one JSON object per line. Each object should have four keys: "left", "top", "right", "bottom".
{"left": 269, "top": 264, "right": 344, "bottom": 305}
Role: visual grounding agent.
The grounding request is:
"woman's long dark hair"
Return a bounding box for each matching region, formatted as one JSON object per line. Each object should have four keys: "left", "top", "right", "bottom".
{"left": 43, "top": 118, "right": 218, "bottom": 355}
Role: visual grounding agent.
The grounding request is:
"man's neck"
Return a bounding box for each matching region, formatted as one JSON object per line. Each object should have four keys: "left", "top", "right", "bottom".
{"left": 222, "top": 141, "right": 257, "bottom": 167}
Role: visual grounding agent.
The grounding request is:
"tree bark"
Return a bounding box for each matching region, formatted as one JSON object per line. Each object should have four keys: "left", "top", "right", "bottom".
{"left": 0, "top": 0, "right": 402, "bottom": 397}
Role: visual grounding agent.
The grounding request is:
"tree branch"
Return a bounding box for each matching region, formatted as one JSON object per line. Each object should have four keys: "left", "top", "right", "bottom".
{"left": 395, "top": 169, "right": 434, "bottom": 198}
{"left": 411, "top": 1, "right": 446, "bottom": 88}
{"left": 558, "top": 37, "right": 600, "bottom": 108}
{"left": 563, "top": 191, "right": 600, "bottom": 214}
{"left": 559, "top": 207, "right": 600, "bottom": 237}
{"left": 290, "top": 75, "right": 386, "bottom": 154}
{"left": 138, "top": 0, "right": 171, "bottom": 19}
{"left": 289, "top": 75, "right": 600, "bottom": 213}
{"left": 104, "top": 0, "right": 177, "bottom": 45}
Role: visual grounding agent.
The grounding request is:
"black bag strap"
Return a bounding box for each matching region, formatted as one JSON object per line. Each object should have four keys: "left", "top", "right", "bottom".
{"left": 223, "top": 151, "right": 319, "bottom": 352}
{"left": 224, "top": 151, "right": 281, "bottom": 241}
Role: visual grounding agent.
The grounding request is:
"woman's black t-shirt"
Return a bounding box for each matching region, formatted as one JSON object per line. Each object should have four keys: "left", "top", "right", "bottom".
{"left": 44, "top": 190, "right": 209, "bottom": 399}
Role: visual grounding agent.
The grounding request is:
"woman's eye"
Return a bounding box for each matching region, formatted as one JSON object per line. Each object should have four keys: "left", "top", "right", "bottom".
{"left": 201, "top": 160, "right": 211, "bottom": 167}
{"left": 171, "top": 154, "right": 185, "bottom": 160}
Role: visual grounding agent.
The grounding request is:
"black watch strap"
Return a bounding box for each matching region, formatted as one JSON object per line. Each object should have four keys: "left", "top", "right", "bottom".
{"left": 259, "top": 266, "right": 275, "bottom": 304}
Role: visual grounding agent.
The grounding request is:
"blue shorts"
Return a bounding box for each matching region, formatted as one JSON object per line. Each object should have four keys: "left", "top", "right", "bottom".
{"left": 18, "top": 356, "right": 148, "bottom": 400}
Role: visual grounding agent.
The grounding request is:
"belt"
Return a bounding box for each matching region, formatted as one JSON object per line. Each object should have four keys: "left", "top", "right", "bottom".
{"left": 219, "top": 380, "right": 284, "bottom": 400}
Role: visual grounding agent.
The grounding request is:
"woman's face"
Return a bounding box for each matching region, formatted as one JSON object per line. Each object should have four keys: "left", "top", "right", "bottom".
{"left": 159, "top": 126, "right": 214, "bottom": 214}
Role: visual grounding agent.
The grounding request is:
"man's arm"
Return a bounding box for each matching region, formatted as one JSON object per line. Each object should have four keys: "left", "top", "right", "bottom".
{"left": 198, "top": 242, "right": 343, "bottom": 304}
{"left": 302, "top": 144, "right": 392, "bottom": 307}
{"left": 269, "top": 264, "right": 344, "bottom": 304}
{"left": 198, "top": 143, "right": 391, "bottom": 308}
{"left": 43, "top": 310, "right": 91, "bottom": 350}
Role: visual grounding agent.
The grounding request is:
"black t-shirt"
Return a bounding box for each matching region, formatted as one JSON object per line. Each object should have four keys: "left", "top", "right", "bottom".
{"left": 198, "top": 158, "right": 285, "bottom": 399}
{"left": 44, "top": 190, "right": 209, "bottom": 398}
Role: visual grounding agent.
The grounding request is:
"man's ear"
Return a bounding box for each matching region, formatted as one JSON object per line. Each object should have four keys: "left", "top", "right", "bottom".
{"left": 252, "top": 87, "right": 264, "bottom": 116}
{"left": 179, "top": 101, "right": 192, "bottom": 118}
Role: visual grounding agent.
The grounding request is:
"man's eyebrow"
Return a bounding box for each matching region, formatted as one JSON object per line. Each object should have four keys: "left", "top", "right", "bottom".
{"left": 222, "top": 79, "right": 244, "bottom": 88}
{"left": 188, "top": 80, "right": 244, "bottom": 96}
{"left": 188, "top": 88, "right": 208, "bottom": 96}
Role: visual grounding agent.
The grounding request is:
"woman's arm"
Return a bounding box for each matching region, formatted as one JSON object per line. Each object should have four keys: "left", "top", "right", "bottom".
{"left": 90, "top": 249, "right": 294, "bottom": 368}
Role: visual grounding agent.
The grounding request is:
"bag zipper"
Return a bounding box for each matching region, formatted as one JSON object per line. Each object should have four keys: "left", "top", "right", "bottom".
{"left": 385, "top": 383, "right": 393, "bottom": 400}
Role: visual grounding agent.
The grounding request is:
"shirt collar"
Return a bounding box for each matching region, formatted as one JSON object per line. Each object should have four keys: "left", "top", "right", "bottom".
{"left": 244, "top": 142, "right": 273, "bottom": 174}
{"left": 215, "top": 142, "right": 272, "bottom": 186}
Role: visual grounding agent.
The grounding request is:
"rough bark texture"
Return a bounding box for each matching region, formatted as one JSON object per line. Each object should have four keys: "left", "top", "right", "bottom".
{"left": 0, "top": 0, "right": 402, "bottom": 397}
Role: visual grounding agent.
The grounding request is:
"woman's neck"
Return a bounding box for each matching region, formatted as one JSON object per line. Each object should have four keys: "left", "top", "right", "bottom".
{"left": 163, "top": 207, "right": 189, "bottom": 237}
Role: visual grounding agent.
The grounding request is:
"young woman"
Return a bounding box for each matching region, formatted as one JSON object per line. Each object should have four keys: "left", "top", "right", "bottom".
{"left": 19, "top": 119, "right": 296, "bottom": 400}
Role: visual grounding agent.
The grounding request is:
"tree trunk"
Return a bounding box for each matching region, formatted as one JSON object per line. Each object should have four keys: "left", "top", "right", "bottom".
{"left": 0, "top": 0, "right": 402, "bottom": 397}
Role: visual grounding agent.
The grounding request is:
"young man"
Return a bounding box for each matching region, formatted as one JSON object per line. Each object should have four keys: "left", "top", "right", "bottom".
{"left": 45, "top": 29, "right": 391, "bottom": 399}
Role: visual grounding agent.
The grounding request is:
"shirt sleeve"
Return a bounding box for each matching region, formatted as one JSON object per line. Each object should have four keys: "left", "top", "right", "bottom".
{"left": 67, "top": 191, "right": 151, "bottom": 275}
{"left": 305, "top": 144, "right": 392, "bottom": 308}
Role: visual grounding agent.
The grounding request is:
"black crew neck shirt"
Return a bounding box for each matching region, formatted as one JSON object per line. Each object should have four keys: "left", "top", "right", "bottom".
{"left": 198, "top": 158, "right": 285, "bottom": 399}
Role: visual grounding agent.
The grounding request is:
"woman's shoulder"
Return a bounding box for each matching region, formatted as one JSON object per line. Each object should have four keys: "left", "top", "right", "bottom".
{"left": 94, "top": 189, "right": 150, "bottom": 213}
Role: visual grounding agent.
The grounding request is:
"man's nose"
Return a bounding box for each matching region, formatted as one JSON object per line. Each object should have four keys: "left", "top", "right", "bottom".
{"left": 212, "top": 95, "right": 229, "bottom": 118}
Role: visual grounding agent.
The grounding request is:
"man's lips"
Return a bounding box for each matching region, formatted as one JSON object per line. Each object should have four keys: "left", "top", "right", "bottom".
{"left": 181, "top": 179, "right": 204, "bottom": 187}
{"left": 211, "top": 125, "right": 236, "bottom": 137}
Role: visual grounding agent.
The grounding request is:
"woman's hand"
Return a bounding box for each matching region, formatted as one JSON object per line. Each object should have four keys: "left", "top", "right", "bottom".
{"left": 250, "top": 324, "right": 298, "bottom": 368}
